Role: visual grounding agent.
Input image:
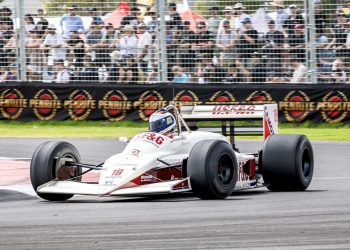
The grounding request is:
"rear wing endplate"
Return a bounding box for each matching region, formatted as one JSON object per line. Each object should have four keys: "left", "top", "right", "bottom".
{"left": 180, "top": 104, "right": 278, "bottom": 147}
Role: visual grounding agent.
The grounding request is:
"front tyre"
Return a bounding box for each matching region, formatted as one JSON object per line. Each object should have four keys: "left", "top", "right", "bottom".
{"left": 262, "top": 134, "right": 314, "bottom": 191}
{"left": 30, "top": 141, "right": 81, "bottom": 201}
{"left": 187, "top": 140, "right": 238, "bottom": 199}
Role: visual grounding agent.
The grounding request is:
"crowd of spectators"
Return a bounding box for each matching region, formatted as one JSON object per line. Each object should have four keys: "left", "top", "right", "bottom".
{"left": 0, "top": 1, "right": 350, "bottom": 84}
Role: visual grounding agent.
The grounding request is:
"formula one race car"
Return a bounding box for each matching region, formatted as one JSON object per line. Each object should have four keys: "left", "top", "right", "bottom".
{"left": 30, "top": 104, "right": 314, "bottom": 201}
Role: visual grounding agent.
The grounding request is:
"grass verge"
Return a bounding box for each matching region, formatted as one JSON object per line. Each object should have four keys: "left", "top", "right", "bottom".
{"left": 0, "top": 120, "right": 349, "bottom": 141}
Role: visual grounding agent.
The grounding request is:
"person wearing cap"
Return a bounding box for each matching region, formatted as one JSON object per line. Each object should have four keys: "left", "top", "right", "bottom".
{"left": 208, "top": 6, "right": 223, "bottom": 39}
{"left": 269, "top": 0, "right": 288, "bottom": 31}
{"left": 168, "top": 3, "right": 182, "bottom": 30}
{"left": 42, "top": 24, "right": 67, "bottom": 62}
{"left": 34, "top": 9, "right": 49, "bottom": 38}
{"left": 216, "top": 20, "right": 238, "bottom": 66}
{"left": 54, "top": 59, "right": 70, "bottom": 83}
{"left": 233, "top": 3, "right": 250, "bottom": 32}
{"left": 287, "top": 24, "right": 306, "bottom": 61}
{"left": 121, "top": 6, "right": 140, "bottom": 29}
{"left": 136, "top": 22, "right": 152, "bottom": 81}
{"left": 145, "top": 6, "right": 158, "bottom": 34}
{"left": 191, "top": 21, "right": 214, "bottom": 60}
{"left": 237, "top": 17, "right": 258, "bottom": 66}
{"left": 177, "top": 21, "right": 196, "bottom": 73}
{"left": 218, "top": 6, "right": 236, "bottom": 35}
{"left": 283, "top": 4, "right": 304, "bottom": 36}
{"left": 66, "top": 29, "right": 85, "bottom": 69}
{"left": 60, "top": 4, "right": 84, "bottom": 39}
{"left": 262, "top": 19, "right": 285, "bottom": 74}
{"left": 89, "top": 7, "right": 103, "bottom": 26}
{"left": 117, "top": 24, "right": 138, "bottom": 58}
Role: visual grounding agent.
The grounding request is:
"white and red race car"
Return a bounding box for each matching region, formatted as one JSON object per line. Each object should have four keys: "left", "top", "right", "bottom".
{"left": 30, "top": 104, "right": 314, "bottom": 201}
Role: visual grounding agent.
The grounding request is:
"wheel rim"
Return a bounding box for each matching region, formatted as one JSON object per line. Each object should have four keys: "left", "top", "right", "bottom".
{"left": 301, "top": 148, "right": 312, "bottom": 178}
{"left": 217, "top": 154, "right": 234, "bottom": 186}
{"left": 56, "top": 153, "right": 78, "bottom": 180}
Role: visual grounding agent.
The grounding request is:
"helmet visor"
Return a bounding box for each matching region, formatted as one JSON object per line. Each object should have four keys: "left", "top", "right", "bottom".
{"left": 149, "top": 119, "right": 166, "bottom": 133}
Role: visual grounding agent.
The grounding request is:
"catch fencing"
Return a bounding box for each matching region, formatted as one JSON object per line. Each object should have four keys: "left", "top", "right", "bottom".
{"left": 0, "top": 0, "right": 348, "bottom": 84}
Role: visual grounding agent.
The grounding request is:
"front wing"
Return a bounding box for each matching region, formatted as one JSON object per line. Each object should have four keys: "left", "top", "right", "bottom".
{"left": 37, "top": 178, "right": 192, "bottom": 197}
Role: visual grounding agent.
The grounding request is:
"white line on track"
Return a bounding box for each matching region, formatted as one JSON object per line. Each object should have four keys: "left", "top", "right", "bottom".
{"left": 314, "top": 177, "right": 350, "bottom": 180}
{"left": 0, "top": 157, "right": 31, "bottom": 161}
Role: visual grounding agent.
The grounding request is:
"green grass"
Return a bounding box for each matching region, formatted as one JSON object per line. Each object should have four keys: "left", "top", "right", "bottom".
{"left": 0, "top": 120, "right": 349, "bottom": 141}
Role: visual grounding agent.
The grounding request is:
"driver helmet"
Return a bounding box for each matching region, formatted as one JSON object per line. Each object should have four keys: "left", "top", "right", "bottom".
{"left": 149, "top": 110, "right": 176, "bottom": 135}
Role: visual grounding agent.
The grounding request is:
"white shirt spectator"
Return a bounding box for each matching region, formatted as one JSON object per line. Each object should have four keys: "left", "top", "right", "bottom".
{"left": 291, "top": 63, "right": 307, "bottom": 83}
{"left": 43, "top": 33, "right": 67, "bottom": 60}
{"left": 137, "top": 30, "right": 152, "bottom": 62}
{"left": 118, "top": 35, "right": 138, "bottom": 57}
{"left": 55, "top": 69, "right": 70, "bottom": 83}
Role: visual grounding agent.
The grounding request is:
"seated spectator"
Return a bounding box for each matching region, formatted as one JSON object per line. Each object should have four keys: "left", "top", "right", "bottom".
{"left": 119, "top": 55, "right": 138, "bottom": 83}
{"left": 146, "top": 6, "right": 158, "bottom": 35}
{"left": 24, "top": 14, "right": 35, "bottom": 36}
{"left": 233, "top": 3, "right": 250, "bottom": 32}
{"left": 168, "top": 3, "right": 182, "bottom": 30}
{"left": 117, "top": 24, "right": 138, "bottom": 58}
{"left": 136, "top": 22, "right": 153, "bottom": 81}
{"left": 66, "top": 30, "right": 85, "bottom": 68}
{"left": 0, "top": 17, "right": 14, "bottom": 40}
{"left": 290, "top": 56, "right": 308, "bottom": 83}
{"left": 54, "top": 59, "right": 70, "bottom": 83}
{"left": 177, "top": 21, "right": 196, "bottom": 72}
{"left": 329, "top": 12, "right": 348, "bottom": 50}
{"left": 88, "top": 8, "right": 103, "bottom": 26}
{"left": 96, "top": 23, "right": 119, "bottom": 69}
{"left": 287, "top": 24, "right": 306, "bottom": 60}
{"left": 269, "top": 0, "right": 289, "bottom": 31}
{"left": 216, "top": 20, "right": 238, "bottom": 66}
{"left": 237, "top": 18, "right": 258, "bottom": 66}
{"left": 26, "top": 30, "right": 44, "bottom": 81}
{"left": 195, "top": 53, "right": 226, "bottom": 84}
{"left": 331, "top": 50, "right": 347, "bottom": 84}
{"left": 0, "top": 63, "right": 17, "bottom": 82}
{"left": 171, "top": 66, "right": 189, "bottom": 83}
{"left": 34, "top": 9, "right": 48, "bottom": 38}
{"left": 316, "top": 59, "right": 333, "bottom": 84}
{"left": 315, "top": 29, "right": 333, "bottom": 60}
{"left": 75, "top": 54, "right": 99, "bottom": 82}
{"left": 218, "top": 6, "right": 236, "bottom": 34}
{"left": 60, "top": 4, "right": 84, "bottom": 39}
{"left": 283, "top": 4, "right": 304, "bottom": 36}
{"left": 1, "top": 7, "right": 14, "bottom": 31}
{"left": 207, "top": 6, "right": 223, "bottom": 38}
{"left": 192, "top": 21, "right": 214, "bottom": 60}
{"left": 85, "top": 21, "right": 103, "bottom": 61}
{"left": 250, "top": 52, "right": 267, "bottom": 83}
{"left": 262, "top": 19, "right": 285, "bottom": 73}
{"left": 42, "top": 24, "right": 67, "bottom": 61}
{"left": 120, "top": 7, "right": 140, "bottom": 29}
{"left": 223, "top": 60, "right": 250, "bottom": 83}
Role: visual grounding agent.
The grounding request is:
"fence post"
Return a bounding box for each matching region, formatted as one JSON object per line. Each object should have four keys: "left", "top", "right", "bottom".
{"left": 16, "top": 0, "right": 27, "bottom": 82}
{"left": 305, "top": 0, "right": 317, "bottom": 84}
{"left": 156, "top": 0, "right": 168, "bottom": 82}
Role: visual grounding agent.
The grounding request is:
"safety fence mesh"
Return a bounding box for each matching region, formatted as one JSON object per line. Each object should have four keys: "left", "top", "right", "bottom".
{"left": 0, "top": 0, "right": 348, "bottom": 84}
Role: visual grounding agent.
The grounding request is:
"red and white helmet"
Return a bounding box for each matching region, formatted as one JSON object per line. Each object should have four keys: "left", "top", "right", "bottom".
{"left": 149, "top": 110, "right": 176, "bottom": 135}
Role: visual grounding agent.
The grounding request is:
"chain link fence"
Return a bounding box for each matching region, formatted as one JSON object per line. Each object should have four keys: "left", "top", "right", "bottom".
{"left": 0, "top": 0, "right": 348, "bottom": 84}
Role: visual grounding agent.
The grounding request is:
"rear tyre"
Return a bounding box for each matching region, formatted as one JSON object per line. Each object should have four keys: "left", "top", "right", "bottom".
{"left": 262, "top": 134, "right": 314, "bottom": 191}
{"left": 187, "top": 140, "right": 238, "bottom": 199}
{"left": 30, "top": 141, "right": 81, "bottom": 201}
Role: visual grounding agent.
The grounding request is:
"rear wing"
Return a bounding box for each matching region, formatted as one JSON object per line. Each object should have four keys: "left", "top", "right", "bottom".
{"left": 180, "top": 104, "right": 278, "bottom": 147}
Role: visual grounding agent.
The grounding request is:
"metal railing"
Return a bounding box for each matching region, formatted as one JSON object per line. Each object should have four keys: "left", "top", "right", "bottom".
{"left": 0, "top": 0, "right": 348, "bottom": 84}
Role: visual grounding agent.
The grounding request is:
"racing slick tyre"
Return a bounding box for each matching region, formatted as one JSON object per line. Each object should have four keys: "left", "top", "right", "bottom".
{"left": 30, "top": 141, "right": 82, "bottom": 201}
{"left": 187, "top": 140, "right": 238, "bottom": 199}
{"left": 262, "top": 134, "right": 314, "bottom": 191}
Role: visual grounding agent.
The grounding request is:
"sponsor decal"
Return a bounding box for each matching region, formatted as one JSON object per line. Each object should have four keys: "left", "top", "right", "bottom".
{"left": 0, "top": 89, "right": 27, "bottom": 119}
{"left": 238, "top": 161, "right": 250, "bottom": 182}
{"left": 98, "top": 90, "right": 131, "bottom": 121}
{"left": 316, "top": 91, "right": 349, "bottom": 123}
{"left": 111, "top": 168, "right": 124, "bottom": 177}
{"left": 172, "top": 90, "right": 202, "bottom": 108}
{"left": 134, "top": 132, "right": 165, "bottom": 147}
{"left": 280, "top": 91, "right": 313, "bottom": 123}
{"left": 64, "top": 90, "right": 96, "bottom": 120}
{"left": 245, "top": 91, "right": 274, "bottom": 104}
{"left": 141, "top": 175, "right": 154, "bottom": 182}
{"left": 134, "top": 91, "right": 166, "bottom": 121}
{"left": 212, "top": 105, "right": 256, "bottom": 115}
{"left": 264, "top": 106, "right": 275, "bottom": 136}
{"left": 30, "top": 89, "right": 61, "bottom": 120}
{"left": 206, "top": 91, "right": 237, "bottom": 105}
{"left": 127, "top": 149, "right": 141, "bottom": 157}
